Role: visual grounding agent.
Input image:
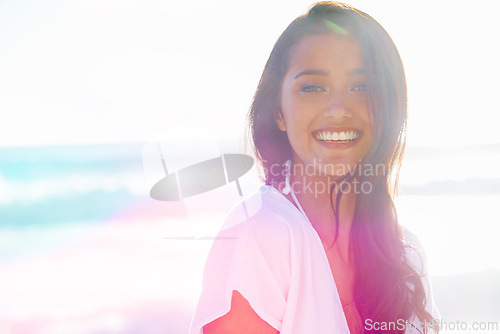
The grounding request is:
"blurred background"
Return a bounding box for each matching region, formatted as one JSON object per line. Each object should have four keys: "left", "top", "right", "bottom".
{"left": 1, "top": 0, "right": 499, "bottom": 333}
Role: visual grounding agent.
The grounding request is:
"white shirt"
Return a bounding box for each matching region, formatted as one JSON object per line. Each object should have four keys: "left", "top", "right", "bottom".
{"left": 190, "top": 185, "right": 440, "bottom": 333}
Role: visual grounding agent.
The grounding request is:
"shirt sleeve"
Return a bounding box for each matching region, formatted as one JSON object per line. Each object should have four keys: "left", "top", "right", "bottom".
{"left": 189, "top": 203, "right": 291, "bottom": 334}
{"left": 402, "top": 227, "right": 441, "bottom": 333}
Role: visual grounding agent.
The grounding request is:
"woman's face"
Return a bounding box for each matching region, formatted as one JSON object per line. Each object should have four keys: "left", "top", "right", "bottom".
{"left": 276, "top": 33, "right": 373, "bottom": 176}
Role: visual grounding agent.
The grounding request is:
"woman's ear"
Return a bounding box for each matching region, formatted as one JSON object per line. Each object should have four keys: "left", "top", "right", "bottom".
{"left": 274, "top": 110, "right": 287, "bottom": 132}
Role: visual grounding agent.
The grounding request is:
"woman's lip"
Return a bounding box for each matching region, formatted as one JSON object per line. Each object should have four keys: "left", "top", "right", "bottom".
{"left": 314, "top": 136, "right": 361, "bottom": 148}
{"left": 312, "top": 129, "right": 363, "bottom": 141}
{"left": 313, "top": 128, "right": 362, "bottom": 133}
{"left": 312, "top": 129, "right": 363, "bottom": 148}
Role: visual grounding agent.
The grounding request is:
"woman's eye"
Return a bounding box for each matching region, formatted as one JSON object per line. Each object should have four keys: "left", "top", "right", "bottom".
{"left": 351, "top": 83, "right": 366, "bottom": 92}
{"left": 300, "top": 84, "right": 325, "bottom": 93}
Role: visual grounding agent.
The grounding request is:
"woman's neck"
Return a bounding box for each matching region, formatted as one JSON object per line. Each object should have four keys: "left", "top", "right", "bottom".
{"left": 288, "top": 167, "right": 356, "bottom": 259}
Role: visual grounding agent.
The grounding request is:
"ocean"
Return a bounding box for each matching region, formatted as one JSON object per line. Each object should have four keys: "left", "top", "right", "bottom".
{"left": 1, "top": 142, "right": 499, "bottom": 333}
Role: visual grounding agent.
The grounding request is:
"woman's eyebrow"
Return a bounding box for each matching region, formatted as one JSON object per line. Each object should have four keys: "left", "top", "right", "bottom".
{"left": 294, "top": 70, "right": 328, "bottom": 79}
{"left": 294, "top": 68, "right": 365, "bottom": 79}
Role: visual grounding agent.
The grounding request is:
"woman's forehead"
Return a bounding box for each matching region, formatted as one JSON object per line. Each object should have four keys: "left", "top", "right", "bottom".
{"left": 287, "top": 34, "right": 364, "bottom": 74}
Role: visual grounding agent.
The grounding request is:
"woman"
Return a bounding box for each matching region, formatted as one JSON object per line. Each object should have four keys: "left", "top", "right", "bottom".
{"left": 190, "top": 2, "right": 440, "bottom": 333}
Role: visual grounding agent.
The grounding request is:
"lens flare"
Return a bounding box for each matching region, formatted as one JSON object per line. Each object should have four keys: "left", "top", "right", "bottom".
{"left": 325, "top": 19, "right": 348, "bottom": 34}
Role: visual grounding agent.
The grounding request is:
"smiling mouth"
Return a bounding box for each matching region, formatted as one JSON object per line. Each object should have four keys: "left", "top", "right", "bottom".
{"left": 314, "top": 130, "right": 360, "bottom": 143}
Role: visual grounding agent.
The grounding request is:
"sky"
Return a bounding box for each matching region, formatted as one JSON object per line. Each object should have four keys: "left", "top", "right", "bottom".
{"left": 0, "top": 2, "right": 499, "bottom": 331}
{"left": 1, "top": 0, "right": 499, "bottom": 148}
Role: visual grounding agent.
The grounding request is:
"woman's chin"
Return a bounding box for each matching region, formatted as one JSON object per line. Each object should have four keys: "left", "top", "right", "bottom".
{"left": 310, "top": 159, "right": 360, "bottom": 178}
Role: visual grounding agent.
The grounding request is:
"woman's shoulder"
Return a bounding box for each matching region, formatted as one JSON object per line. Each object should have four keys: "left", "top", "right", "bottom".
{"left": 401, "top": 226, "right": 429, "bottom": 276}
{"left": 400, "top": 227, "right": 442, "bottom": 325}
{"left": 219, "top": 185, "right": 302, "bottom": 238}
{"left": 191, "top": 187, "right": 292, "bottom": 334}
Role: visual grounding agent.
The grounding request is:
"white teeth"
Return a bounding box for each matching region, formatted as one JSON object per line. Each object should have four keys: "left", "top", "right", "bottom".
{"left": 315, "top": 130, "right": 359, "bottom": 142}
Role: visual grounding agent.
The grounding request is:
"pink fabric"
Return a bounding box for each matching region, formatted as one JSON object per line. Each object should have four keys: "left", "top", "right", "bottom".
{"left": 189, "top": 185, "right": 440, "bottom": 334}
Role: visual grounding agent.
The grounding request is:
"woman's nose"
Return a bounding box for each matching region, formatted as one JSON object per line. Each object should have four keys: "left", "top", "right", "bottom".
{"left": 323, "top": 91, "right": 351, "bottom": 120}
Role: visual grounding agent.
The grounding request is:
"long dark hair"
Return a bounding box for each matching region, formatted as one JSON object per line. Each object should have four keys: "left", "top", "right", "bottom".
{"left": 247, "top": 2, "right": 436, "bottom": 333}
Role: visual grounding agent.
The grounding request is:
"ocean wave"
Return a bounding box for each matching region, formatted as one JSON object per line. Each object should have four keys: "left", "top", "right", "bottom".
{"left": 0, "top": 172, "right": 148, "bottom": 206}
